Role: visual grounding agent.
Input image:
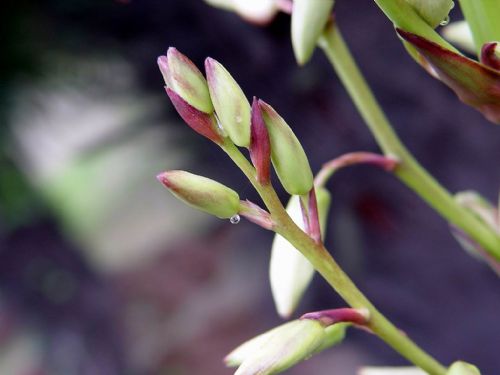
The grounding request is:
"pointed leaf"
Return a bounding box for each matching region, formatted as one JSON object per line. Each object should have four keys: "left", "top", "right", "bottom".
{"left": 398, "top": 29, "right": 500, "bottom": 124}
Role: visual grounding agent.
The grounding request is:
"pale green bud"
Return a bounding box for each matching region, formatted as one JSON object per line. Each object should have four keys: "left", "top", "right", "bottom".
{"left": 158, "top": 48, "right": 214, "bottom": 114}
{"left": 447, "top": 361, "right": 481, "bottom": 375}
{"left": 310, "top": 322, "right": 348, "bottom": 355}
{"left": 291, "top": 0, "right": 334, "bottom": 65}
{"left": 258, "top": 100, "right": 313, "bottom": 195}
{"left": 270, "top": 187, "right": 331, "bottom": 318}
{"left": 205, "top": 58, "right": 251, "bottom": 147}
{"left": 225, "top": 321, "right": 297, "bottom": 368}
{"left": 234, "top": 319, "right": 325, "bottom": 375}
{"left": 157, "top": 170, "right": 240, "bottom": 219}
{"left": 405, "top": 0, "right": 454, "bottom": 28}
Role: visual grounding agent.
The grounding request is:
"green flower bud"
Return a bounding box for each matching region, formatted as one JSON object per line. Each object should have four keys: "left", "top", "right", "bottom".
{"left": 405, "top": 0, "right": 454, "bottom": 28}
{"left": 291, "top": 0, "right": 334, "bottom": 65}
{"left": 157, "top": 170, "right": 240, "bottom": 219}
{"left": 270, "top": 187, "right": 331, "bottom": 318}
{"left": 258, "top": 100, "right": 313, "bottom": 195}
{"left": 234, "top": 319, "right": 325, "bottom": 375}
{"left": 311, "top": 322, "right": 348, "bottom": 355}
{"left": 205, "top": 57, "right": 251, "bottom": 147}
{"left": 225, "top": 321, "right": 297, "bottom": 368}
{"left": 158, "top": 48, "right": 214, "bottom": 114}
{"left": 481, "top": 42, "right": 500, "bottom": 70}
{"left": 447, "top": 361, "right": 481, "bottom": 375}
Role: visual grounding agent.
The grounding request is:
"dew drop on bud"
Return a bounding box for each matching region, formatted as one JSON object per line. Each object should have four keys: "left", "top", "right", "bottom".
{"left": 230, "top": 214, "right": 241, "bottom": 224}
{"left": 440, "top": 15, "right": 450, "bottom": 26}
{"left": 235, "top": 115, "right": 242, "bottom": 124}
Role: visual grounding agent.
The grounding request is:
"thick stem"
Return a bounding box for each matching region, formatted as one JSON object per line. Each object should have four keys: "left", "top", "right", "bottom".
{"left": 318, "top": 23, "right": 500, "bottom": 261}
{"left": 221, "top": 141, "right": 447, "bottom": 375}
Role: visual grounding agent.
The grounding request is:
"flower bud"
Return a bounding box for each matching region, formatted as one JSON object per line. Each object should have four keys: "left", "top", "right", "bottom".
{"left": 270, "top": 187, "right": 331, "bottom": 318}
{"left": 258, "top": 100, "right": 313, "bottom": 195}
{"left": 158, "top": 48, "right": 213, "bottom": 114}
{"left": 311, "top": 322, "right": 348, "bottom": 355}
{"left": 157, "top": 170, "right": 240, "bottom": 219}
{"left": 205, "top": 57, "right": 251, "bottom": 147}
{"left": 234, "top": 319, "right": 325, "bottom": 375}
{"left": 166, "top": 88, "right": 222, "bottom": 143}
{"left": 225, "top": 321, "right": 296, "bottom": 368}
{"left": 405, "top": 0, "right": 454, "bottom": 28}
{"left": 447, "top": 361, "right": 481, "bottom": 375}
{"left": 291, "top": 0, "right": 334, "bottom": 65}
{"left": 250, "top": 97, "right": 271, "bottom": 184}
{"left": 481, "top": 42, "right": 500, "bottom": 71}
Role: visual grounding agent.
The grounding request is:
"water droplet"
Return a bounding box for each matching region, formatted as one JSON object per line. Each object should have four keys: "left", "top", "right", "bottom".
{"left": 440, "top": 15, "right": 450, "bottom": 26}
{"left": 230, "top": 214, "right": 240, "bottom": 224}
{"left": 235, "top": 115, "right": 242, "bottom": 124}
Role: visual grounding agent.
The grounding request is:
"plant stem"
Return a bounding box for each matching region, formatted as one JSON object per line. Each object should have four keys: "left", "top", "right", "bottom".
{"left": 221, "top": 141, "right": 447, "bottom": 375}
{"left": 318, "top": 22, "right": 500, "bottom": 261}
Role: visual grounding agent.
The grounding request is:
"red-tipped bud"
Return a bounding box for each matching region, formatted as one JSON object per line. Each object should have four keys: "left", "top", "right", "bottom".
{"left": 301, "top": 308, "right": 370, "bottom": 327}
{"left": 205, "top": 57, "right": 251, "bottom": 147}
{"left": 165, "top": 88, "right": 222, "bottom": 143}
{"left": 480, "top": 42, "right": 500, "bottom": 71}
{"left": 258, "top": 99, "right": 313, "bottom": 195}
{"left": 157, "top": 170, "right": 240, "bottom": 219}
{"left": 250, "top": 97, "right": 271, "bottom": 184}
{"left": 158, "top": 48, "right": 214, "bottom": 114}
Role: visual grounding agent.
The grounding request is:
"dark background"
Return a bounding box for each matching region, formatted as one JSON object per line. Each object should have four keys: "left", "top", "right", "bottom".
{"left": 0, "top": 0, "right": 499, "bottom": 374}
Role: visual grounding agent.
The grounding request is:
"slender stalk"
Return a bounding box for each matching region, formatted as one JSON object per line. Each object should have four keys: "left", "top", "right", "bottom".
{"left": 318, "top": 23, "right": 500, "bottom": 261}
{"left": 221, "top": 141, "right": 447, "bottom": 375}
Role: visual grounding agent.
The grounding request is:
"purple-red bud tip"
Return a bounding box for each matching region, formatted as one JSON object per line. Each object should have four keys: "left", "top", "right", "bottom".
{"left": 250, "top": 97, "right": 271, "bottom": 184}
{"left": 165, "top": 87, "right": 222, "bottom": 143}
{"left": 301, "top": 308, "right": 370, "bottom": 327}
{"left": 156, "top": 172, "right": 172, "bottom": 188}
{"left": 481, "top": 42, "right": 500, "bottom": 71}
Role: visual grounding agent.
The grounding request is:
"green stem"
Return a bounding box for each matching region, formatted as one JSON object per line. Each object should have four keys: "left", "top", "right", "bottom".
{"left": 318, "top": 22, "right": 500, "bottom": 261}
{"left": 221, "top": 140, "right": 447, "bottom": 375}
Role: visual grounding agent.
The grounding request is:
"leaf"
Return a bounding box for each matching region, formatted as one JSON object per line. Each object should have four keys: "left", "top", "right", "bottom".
{"left": 397, "top": 28, "right": 500, "bottom": 124}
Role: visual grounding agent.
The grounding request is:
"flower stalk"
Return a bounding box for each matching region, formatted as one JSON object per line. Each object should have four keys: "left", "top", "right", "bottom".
{"left": 220, "top": 140, "right": 447, "bottom": 375}
{"left": 318, "top": 22, "right": 500, "bottom": 261}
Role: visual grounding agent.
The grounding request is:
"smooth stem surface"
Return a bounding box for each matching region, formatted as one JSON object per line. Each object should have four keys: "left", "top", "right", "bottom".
{"left": 319, "top": 23, "right": 500, "bottom": 261}
{"left": 221, "top": 141, "right": 447, "bottom": 375}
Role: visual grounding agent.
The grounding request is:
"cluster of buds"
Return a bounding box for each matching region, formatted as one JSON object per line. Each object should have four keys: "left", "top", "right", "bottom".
{"left": 157, "top": 46, "right": 316, "bottom": 220}
{"left": 157, "top": 48, "right": 333, "bottom": 319}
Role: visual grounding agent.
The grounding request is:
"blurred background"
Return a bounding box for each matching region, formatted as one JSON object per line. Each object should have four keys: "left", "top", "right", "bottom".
{"left": 0, "top": 0, "right": 499, "bottom": 374}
